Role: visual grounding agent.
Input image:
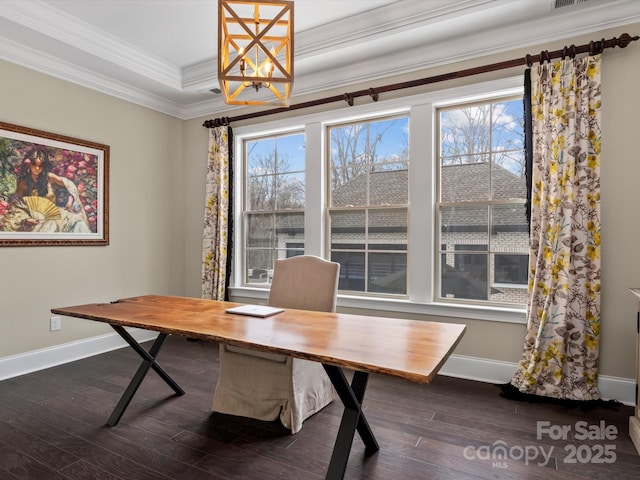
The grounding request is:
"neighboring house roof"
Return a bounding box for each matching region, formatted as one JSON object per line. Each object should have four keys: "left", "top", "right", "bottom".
{"left": 273, "top": 162, "right": 527, "bottom": 234}
{"left": 332, "top": 169, "right": 408, "bottom": 207}
{"left": 329, "top": 163, "right": 526, "bottom": 231}
{"left": 441, "top": 163, "right": 527, "bottom": 230}
{"left": 331, "top": 162, "right": 526, "bottom": 205}
{"left": 441, "top": 162, "right": 526, "bottom": 202}
{"left": 330, "top": 169, "right": 408, "bottom": 231}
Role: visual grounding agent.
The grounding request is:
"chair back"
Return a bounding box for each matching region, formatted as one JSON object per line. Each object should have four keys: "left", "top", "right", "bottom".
{"left": 268, "top": 255, "right": 340, "bottom": 313}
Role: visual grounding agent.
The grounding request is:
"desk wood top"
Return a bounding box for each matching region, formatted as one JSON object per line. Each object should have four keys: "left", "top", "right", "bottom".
{"left": 52, "top": 295, "right": 466, "bottom": 384}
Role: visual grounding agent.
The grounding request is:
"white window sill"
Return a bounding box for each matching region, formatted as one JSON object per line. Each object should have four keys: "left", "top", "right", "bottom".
{"left": 228, "top": 287, "right": 527, "bottom": 324}
{"left": 492, "top": 283, "right": 528, "bottom": 290}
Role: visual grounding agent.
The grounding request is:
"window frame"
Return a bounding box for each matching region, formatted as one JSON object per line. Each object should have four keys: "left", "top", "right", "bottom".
{"left": 242, "top": 129, "right": 307, "bottom": 286}
{"left": 434, "top": 95, "right": 529, "bottom": 307}
{"left": 326, "top": 114, "right": 410, "bottom": 297}
{"left": 494, "top": 253, "right": 529, "bottom": 286}
{"left": 229, "top": 76, "right": 526, "bottom": 324}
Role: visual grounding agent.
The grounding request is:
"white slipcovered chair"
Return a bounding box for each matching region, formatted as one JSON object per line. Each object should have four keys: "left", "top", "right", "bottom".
{"left": 212, "top": 255, "right": 340, "bottom": 433}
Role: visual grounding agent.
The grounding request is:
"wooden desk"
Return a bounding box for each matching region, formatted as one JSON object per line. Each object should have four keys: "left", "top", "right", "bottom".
{"left": 52, "top": 295, "right": 466, "bottom": 480}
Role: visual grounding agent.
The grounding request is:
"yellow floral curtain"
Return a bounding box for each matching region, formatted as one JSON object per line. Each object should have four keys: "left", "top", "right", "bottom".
{"left": 510, "top": 55, "right": 602, "bottom": 401}
{"left": 202, "top": 126, "right": 233, "bottom": 301}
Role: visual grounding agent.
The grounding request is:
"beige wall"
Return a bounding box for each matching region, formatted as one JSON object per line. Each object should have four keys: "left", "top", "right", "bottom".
{"left": 2, "top": 23, "right": 639, "bottom": 382}
{"left": 182, "top": 118, "right": 209, "bottom": 298}
{"left": 599, "top": 33, "right": 640, "bottom": 379}
{"left": 0, "top": 60, "right": 185, "bottom": 357}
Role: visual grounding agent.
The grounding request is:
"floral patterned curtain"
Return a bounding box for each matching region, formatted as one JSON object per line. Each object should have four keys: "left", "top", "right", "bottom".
{"left": 202, "top": 126, "right": 233, "bottom": 301}
{"left": 510, "top": 55, "right": 602, "bottom": 401}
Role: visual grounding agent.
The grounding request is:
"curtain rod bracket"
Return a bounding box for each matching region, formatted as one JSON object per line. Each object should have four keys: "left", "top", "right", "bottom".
{"left": 343, "top": 93, "right": 354, "bottom": 106}
{"left": 202, "top": 117, "right": 231, "bottom": 128}
{"left": 369, "top": 88, "right": 379, "bottom": 102}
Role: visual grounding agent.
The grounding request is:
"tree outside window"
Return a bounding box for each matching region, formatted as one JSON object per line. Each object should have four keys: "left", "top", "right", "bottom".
{"left": 437, "top": 98, "right": 528, "bottom": 305}
{"left": 244, "top": 132, "right": 305, "bottom": 284}
{"left": 328, "top": 116, "right": 409, "bottom": 295}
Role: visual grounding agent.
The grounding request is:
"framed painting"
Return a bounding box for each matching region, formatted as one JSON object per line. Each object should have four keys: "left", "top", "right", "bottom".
{"left": 0, "top": 121, "right": 109, "bottom": 246}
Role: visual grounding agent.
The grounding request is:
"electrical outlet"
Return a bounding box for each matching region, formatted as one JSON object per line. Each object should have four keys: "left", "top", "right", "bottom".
{"left": 50, "top": 316, "right": 61, "bottom": 331}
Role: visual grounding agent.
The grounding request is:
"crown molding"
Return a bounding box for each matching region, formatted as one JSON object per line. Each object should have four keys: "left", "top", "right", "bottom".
{"left": 309, "top": 2, "right": 640, "bottom": 91}
{"left": 183, "top": 0, "right": 640, "bottom": 116}
{"left": 1, "top": 0, "right": 638, "bottom": 120}
{"left": 187, "top": 1, "right": 640, "bottom": 120}
{"left": 296, "top": 0, "right": 509, "bottom": 57}
{"left": 0, "top": 34, "right": 184, "bottom": 118}
{"left": 182, "top": 59, "right": 218, "bottom": 91}
{"left": 0, "top": 0, "right": 182, "bottom": 88}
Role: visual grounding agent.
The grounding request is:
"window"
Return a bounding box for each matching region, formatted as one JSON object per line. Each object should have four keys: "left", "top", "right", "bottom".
{"left": 328, "top": 116, "right": 409, "bottom": 295}
{"left": 443, "top": 244, "right": 489, "bottom": 300}
{"left": 436, "top": 97, "right": 528, "bottom": 305}
{"left": 494, "top": 254, "right": 528, "bottom": 285}
{"left": 243, "top": 132, "right": 305, "bottom": 284}
{"left": 233, "top": 77, "right": 527, "bottom": 319}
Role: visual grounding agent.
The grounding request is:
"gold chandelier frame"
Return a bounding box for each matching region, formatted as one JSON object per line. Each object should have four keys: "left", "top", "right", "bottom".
{"left": 218, "top": 0, "right": 294, "bottom": 106}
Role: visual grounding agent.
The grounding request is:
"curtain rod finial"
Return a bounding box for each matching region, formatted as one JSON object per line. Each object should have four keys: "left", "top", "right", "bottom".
{"left": 616, "top": 33, "right": 639, "bottom": 48}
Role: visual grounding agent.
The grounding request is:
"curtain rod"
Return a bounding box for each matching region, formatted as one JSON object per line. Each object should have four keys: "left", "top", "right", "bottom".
{"left": 203, "top": 33, "right": 638, "bottom": 128}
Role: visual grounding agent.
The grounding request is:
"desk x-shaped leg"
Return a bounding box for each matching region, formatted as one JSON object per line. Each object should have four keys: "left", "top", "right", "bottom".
{"left": 107, "top": 325, "right": 185, "bottom": 426}
{"left": 322, "top": 365, "right": 380, "bottom": 480}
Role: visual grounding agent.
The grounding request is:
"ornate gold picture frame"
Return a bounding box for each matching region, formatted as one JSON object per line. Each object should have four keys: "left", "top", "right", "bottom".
{"left": 0, "top": 121, "right": 109, "bottom": 246}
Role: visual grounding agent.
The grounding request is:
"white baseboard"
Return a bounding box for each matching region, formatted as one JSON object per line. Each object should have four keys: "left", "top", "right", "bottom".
{"left": 439, "top": 354, "right": 636, "bottom": 406}
{"left": 0, "top": 337, "right": 635, "bottom": 406}
{"left": 0, "top": 328, "right": 159, "bottom": 381}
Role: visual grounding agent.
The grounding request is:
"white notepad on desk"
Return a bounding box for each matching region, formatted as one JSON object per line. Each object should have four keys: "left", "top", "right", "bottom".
{"left": 225, "top": 305, "right": 284, "bottom": 317}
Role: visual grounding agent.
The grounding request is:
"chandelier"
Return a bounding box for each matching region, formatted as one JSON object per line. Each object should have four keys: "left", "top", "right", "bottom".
{"left": 218, "top": 0, "right": 294, "bottom": 106}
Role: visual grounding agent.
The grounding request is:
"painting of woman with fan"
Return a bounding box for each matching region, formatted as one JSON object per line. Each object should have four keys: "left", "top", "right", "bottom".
{"left": 0, "top": 121, "right": 108, "bottom": 245}
{"left": 6, "top": 146, "right": 91, "bottom": 233}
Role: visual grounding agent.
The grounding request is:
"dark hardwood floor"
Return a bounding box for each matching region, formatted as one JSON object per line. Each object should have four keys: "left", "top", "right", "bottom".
{"left": 1, "top": 335, "right": 639, "bottom": 479}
